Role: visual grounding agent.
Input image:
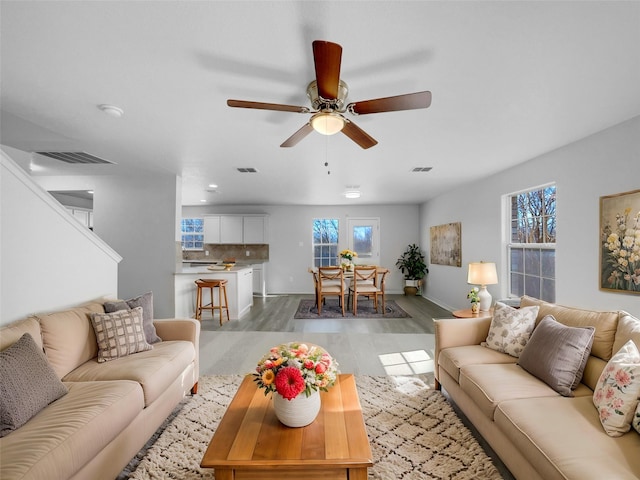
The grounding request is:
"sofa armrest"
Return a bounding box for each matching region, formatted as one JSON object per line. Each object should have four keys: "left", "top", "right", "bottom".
{"left": 154, "top": 318, "right": 200, "bottom": 387}
{"left": 434, "top": 317, "right": 492, "bottom": 383}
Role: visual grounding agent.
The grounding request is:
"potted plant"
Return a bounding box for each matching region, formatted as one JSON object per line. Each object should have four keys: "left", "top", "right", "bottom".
{"left": 396, "top": 244, "right": 429, "bottom": 295}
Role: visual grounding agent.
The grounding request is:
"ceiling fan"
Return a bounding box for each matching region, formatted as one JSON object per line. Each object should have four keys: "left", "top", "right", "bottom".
{"left": 227, "top": 40, "right": 432, "bottom": 149}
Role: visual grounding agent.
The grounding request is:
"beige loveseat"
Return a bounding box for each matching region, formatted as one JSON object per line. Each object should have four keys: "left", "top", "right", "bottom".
{"left": 0, "top": 299, "right": 200, "bottom": 480}
{"left": 434, "top": 296, "right": 640, "bottom": 480}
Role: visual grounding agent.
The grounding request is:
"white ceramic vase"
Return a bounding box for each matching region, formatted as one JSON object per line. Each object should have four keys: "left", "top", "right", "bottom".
{"left": 273, "top": 389, "right": 321, "bottom": 427}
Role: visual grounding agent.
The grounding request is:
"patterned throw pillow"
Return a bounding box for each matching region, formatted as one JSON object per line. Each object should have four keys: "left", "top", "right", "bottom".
{"left": 0, "top": 333, "right": 68, "bottom": 437}
{"left": 104, "top": 291, "right": 161, "bottom": 344}
{"left": 90, "top": 307, "right": 153, "bottom": 363}
{"left": 593, "top": 340, "right": 640, "bottom": 437}
{"left": 483, "top": 302, "right": 539, "bottom": 357}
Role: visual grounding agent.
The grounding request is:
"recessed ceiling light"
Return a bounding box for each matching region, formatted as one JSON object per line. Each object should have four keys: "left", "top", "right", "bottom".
{"left": 98, "top": 104, "right": 124, "bottom": 118}
{"left": 208, "top": 184, "right": 218, "bottom": 188}
{"left": 87, "top": 190, "right": 94, "bottom": 195}
{"left": 344, "top": 190, "right": 361, "bottom": 199}
{"left": 200, "top": 199, "right": 207, "bottom": 203}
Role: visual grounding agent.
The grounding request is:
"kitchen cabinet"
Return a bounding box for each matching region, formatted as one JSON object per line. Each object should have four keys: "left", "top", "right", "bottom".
{"left": 203, "top": 215, "right": 221, "bottom": 243}
{"left": 220, "top": 216, "right": 243, "bottom": 243}
{"left": 202, "top": 214, "right": 268, "bottom": 244}
{"left": 243, "top": 216, "right": 267, "bottom": 243}
{"left": 252, "top": 263, "right": 266, "bottom": 297}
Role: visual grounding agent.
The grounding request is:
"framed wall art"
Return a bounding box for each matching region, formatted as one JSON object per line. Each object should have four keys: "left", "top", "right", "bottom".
{"left": 430, "top": 222, "right": 462, "bottom": 267}
{"left": 599, "top": 189, "right": 640, "bottom": 294}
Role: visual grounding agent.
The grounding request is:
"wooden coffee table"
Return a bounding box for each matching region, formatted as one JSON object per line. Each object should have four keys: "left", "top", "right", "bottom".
{"left": 201, "top": 374, "right": 373, "bottom": 480}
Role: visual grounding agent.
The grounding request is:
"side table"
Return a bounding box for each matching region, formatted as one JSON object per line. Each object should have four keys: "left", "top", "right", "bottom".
{"left": 452, "top": 308, "right": 493, "bottom": 319}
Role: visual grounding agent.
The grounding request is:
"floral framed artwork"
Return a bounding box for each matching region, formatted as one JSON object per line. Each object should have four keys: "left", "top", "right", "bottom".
{"left": 600, "top": 189, "right": 640, "bottom": 294}
{"left": 430, "top": 222, "right": 462, "bottom": 267}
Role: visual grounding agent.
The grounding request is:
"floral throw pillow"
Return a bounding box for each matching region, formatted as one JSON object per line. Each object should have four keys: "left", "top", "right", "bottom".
{"left": 482, "top": 302, "right": 539, "bottom": 358}
{"left": 593, "top": 340, "right": 640, "bottom": 437}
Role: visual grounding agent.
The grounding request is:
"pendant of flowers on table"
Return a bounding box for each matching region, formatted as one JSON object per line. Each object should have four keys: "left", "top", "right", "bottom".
{"left": 254, "top": 342, "right": 339, "bottom": 400}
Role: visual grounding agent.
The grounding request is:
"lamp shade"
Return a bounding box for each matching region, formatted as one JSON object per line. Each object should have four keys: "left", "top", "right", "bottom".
{"left": 467, "top": 262, "right": 498, "bottom": 286}
{"left": 310, "top": 112, "right": 345, "bottom": 135}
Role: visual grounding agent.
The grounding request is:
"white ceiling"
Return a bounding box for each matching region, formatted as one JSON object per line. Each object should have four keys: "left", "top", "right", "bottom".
{"left": 1, "top": 1, "right": 639, "bottom": 206}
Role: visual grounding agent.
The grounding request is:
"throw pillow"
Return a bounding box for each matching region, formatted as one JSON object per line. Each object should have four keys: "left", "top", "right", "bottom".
{"left": 0, "top": 333, "right": 68, "bottom": 437}
{"left": 483, "top": 302, "right": 539, "bottom": 357}
{"left": 593, "top": 340, "right": 640, "bottom": 437}
{"left": 90, "top": 307, "right": 153, "bottom": 363}
{"left": 104, "top": 291, "right": 161, "bottom": 344}
{"left": 518, "top": 315, "right": 595, "bottom": 397}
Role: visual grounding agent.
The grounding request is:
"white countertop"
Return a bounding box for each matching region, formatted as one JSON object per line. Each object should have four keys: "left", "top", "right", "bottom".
{"left": 175, "top": 265, "right": 253, "bottom": 275}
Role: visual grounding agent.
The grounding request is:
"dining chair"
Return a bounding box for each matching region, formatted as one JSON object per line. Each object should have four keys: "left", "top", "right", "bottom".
{"left": 317, "top": 267, "right": 345, "bottom": 316}
{"left": 308, "top": 267, "right": 319, "bottom": 311}
{"left": 349, "top": 265, "right": 381, "bottom": 316}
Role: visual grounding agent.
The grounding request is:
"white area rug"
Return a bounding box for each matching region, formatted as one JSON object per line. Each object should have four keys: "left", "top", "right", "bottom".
{"left": 121, "top": 375, "right": 503, "bottom": 479}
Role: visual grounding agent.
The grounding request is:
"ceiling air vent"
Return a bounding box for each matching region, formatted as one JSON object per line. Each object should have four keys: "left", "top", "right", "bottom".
{"left": 35, "top": 151, "right": 115, "bottom": 165}
{"left": 237, "top": 167, "right": 258, "bottom": 173}
{"left": 412, "top": 167, "right": 432, "bottom": 172}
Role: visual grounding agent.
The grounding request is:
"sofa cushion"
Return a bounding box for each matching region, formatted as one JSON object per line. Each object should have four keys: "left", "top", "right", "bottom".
{"left": 0, "top": 317, "right": 42, "bottom": 352}
{"left": 0, "top": 380, "right": 143, "bottom": 480}
{"left": 495, "top": 395, "right": 640, "bottom": 480}
{"left": 63, "top": 340, "right": 195, "bottom": 406}
{"left": 37, "top": 301, "right": 105, "bottom": 379}
{"left": 0, "top": 334, "right": 68, "bottom": 437}
{"left": 520, "top": 295, "right": 618, "bottom": 361}
{"left": 438, "top": 345, "right": 517, "bottom": 383}
{"left": 518, "top": 315, "right": 595, "bottom": 396}
{"left": 613, "top": 312, "right": 640, "bottom": 355}
{"left": 104, "top": 291, "right": 161, "bottom": 344}
{"left": 458, "top": 363, "right": 580, "bottom": 421}
{"left": 90, "top": 307, "right": 153, "bottom": 363}
{"left": 483, "top": 302, "right": 539, "bottom": 357}
{"left": 593, "top": 340, "right": 640, "bottom": 437}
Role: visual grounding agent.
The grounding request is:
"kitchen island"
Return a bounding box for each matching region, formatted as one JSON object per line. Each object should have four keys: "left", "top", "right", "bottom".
{"left": 175, "top": 265, "right": 253, "bottom": 320}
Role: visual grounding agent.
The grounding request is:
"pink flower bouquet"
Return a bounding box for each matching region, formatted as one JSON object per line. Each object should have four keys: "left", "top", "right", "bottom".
{"left": 254, "top": 342, "right": 339, "bottom": 400}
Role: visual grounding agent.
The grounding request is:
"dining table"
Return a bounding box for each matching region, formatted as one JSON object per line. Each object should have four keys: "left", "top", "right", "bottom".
{"left": 309, "top": 266, "right": 389, "bottom": 313}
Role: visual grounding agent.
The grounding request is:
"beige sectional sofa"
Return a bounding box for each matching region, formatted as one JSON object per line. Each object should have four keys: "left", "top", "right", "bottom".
{"left": 0, "top": 299, "right": 200, "bottom": 480}
{"left": 434, "top": 296, "right": 640, "bottom": 480}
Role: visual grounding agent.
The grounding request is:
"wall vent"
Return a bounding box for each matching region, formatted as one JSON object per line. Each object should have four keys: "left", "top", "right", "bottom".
{"left": 237, "top": 167, "right": 258, "bottom": 173}
{"left": 412, "top": 167, "right": 432, "bottom": 172}
{"left": 36, "top": 151, "right": 115, "bottom": 165}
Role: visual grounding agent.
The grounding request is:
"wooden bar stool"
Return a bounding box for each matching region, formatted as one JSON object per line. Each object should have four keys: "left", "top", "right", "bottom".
{"left": 195, "top": 279, "right": 230, "bottom": 325}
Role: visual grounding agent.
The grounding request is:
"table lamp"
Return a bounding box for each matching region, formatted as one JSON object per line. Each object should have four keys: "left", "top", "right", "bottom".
{"left": 467, "top": 262, "right": 498, "bottom": 311}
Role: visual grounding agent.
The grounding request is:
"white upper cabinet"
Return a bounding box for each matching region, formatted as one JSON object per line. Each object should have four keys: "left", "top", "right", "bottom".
{"left": 220, "top": 216, "right": 243, "bottom": 243}
{"left": 203, "top": 214, "right": 268, "bottom": 244}
{"left": 243, "top": 216, "right": 267, "bottom": 243}
{"left": 203, "top": 215, "right": 221, "bottom": 243}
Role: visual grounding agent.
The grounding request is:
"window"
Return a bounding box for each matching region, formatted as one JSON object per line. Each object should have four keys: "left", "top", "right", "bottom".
{"left": 347, "top": 217, "right": 380, "bottom": 265}
{"left": 507, "top": 185, "right": 556, "bottom": 302}
{"left": 313, "top": 219, "right": 339, "bottom": 267}
{"left": 181, "top": 218, "right": 204, "bottom": 250}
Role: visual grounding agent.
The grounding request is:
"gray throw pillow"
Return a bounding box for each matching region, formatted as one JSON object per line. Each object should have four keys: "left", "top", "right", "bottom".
{"left": 518, "top": 315, "right": 595, "bottom": 397}
{"left": 0, "top": 333, "right": 68, "bottom": 437}
{"left": 104, "top": 291, "right": 161, "bottom": 344}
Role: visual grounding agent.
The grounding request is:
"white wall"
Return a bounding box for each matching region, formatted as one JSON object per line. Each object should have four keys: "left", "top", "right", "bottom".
{"left": 420, "top": 116, "right": 640, "bottom": 317}
{"left": 14, "top": 158, "right": 180, "bottom": 319}
{"left": 1, "top": 151, "right": 120, "bottom": 326}
{"left": 183, "top": 204, "right": 421, "bottom": 294}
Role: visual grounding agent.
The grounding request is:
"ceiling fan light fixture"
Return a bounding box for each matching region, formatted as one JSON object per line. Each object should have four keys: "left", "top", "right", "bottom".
{"left": 310, "top": 112, "right": 345, "bottom": 135}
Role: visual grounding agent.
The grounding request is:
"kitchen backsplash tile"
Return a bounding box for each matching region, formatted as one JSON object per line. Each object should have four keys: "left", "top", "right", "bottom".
{"left": 183, "top": 244, "right": 269, "bottom": 262}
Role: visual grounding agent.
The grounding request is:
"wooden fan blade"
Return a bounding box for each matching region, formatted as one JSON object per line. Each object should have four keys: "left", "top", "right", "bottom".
{"left": 347, "top": 91, "right": 432, "bottom": 115}
{"left": 280, "top": 123, "right": 314, "bottom": 147}
{"left": 312, "top": 40, "right": 342, "bottom": 99}
{"left": 341, "top": 121, "right": 378, "bottom": 149}
{"left": 227, "top": 99, "right": 308, "bottom": 113}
